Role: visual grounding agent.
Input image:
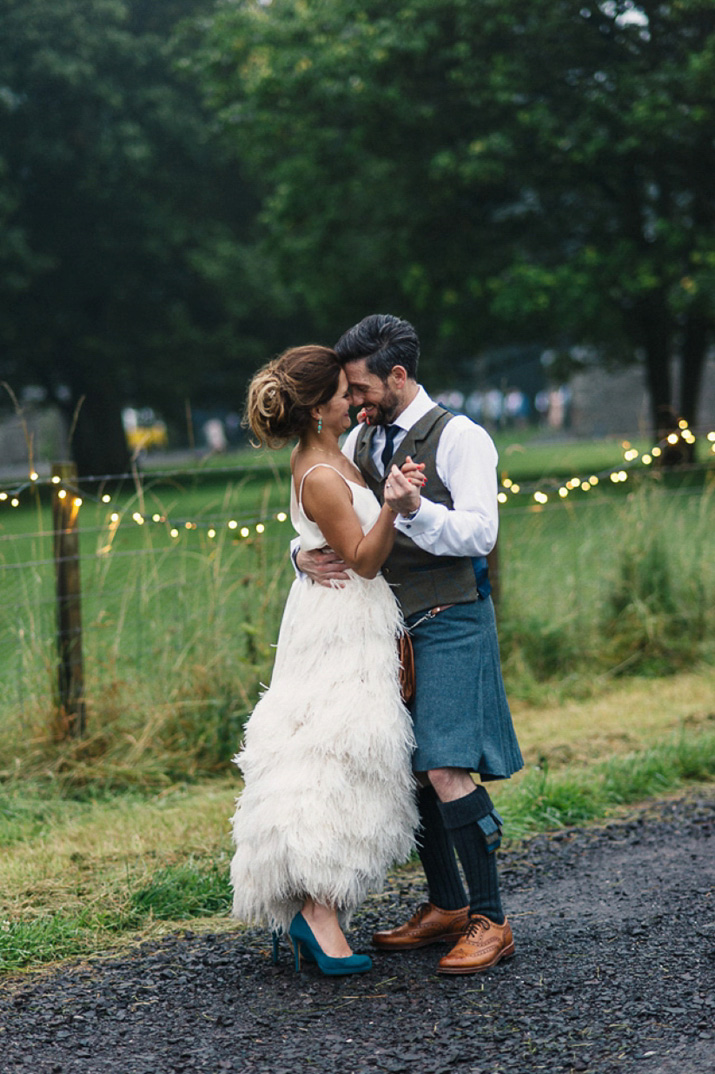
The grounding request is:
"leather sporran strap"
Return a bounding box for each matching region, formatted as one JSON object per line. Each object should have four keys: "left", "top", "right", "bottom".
{"left": 398, "top": 631, "right": 415, "bottom": 705}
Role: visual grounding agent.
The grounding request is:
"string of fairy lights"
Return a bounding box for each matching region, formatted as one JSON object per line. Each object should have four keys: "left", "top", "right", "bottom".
{"left": 0, "top": 421, "right": 713, "bottom": 543}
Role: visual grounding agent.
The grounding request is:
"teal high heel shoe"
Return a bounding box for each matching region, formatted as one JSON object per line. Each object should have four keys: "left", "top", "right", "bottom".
{"left": 288, "top": 913, "right": 372, "bottom": 977}
{"left": 271, "top": 926, "right": 315, "bottom": 965}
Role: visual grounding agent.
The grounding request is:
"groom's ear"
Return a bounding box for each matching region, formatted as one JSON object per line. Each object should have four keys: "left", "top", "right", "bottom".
{"left": 388, "top": 365, "right": 408, "bottom": 389}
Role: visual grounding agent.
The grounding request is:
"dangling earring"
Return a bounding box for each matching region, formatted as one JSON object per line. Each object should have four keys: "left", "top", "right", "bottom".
{"left": 317, "top": 417, "right": 323, "bottom": 434}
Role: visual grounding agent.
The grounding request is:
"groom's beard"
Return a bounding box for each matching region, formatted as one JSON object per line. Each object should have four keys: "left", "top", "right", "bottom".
{"left": 369, "top": 389, "right": 400, "bottom": 426}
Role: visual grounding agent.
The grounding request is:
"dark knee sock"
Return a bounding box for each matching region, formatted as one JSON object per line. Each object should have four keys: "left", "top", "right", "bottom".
{"left": 438, "top": 786, "right": 505, "bottom": 925}
{"left": 416, "top": 785, "right": 468, "bottom": 911}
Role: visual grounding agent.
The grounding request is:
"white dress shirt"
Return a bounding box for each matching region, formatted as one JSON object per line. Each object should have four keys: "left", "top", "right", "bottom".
{"left": 341, "top": 386, "right": 499, "bottom": 558}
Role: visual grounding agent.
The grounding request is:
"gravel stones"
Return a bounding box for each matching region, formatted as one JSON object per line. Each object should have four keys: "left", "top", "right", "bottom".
{"left": 0, "top": 794, "right": 712, "bottom": 1074}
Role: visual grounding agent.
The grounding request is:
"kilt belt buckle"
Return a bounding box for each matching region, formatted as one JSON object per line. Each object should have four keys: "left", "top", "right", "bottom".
{"left": 410, "top": 603, "right": 455, "bottom": 630}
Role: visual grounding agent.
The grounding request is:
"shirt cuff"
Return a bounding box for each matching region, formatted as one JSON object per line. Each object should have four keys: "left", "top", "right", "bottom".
{"left": 290, "top": 537, "right": 306, "bottom": 579}
{"left": 394, "top": 497, "right": 445, "bottom": 536}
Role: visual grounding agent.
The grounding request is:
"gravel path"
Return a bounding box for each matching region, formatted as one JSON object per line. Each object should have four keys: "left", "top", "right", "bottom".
{"left": 1, "top": 794, "right": 713, "bottom": 1074}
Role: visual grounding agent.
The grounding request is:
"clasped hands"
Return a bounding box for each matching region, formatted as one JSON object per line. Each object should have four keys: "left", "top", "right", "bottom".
{"left": 296, "top": 456, "right": 425, "bottom": 584}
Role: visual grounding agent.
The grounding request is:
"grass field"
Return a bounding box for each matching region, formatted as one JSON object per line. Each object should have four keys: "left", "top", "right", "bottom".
{"left": 0, "top": 434, "right": 713, "bottom": 971}
{"left": 1, "top": 667, "right": 712, "bottom": 972}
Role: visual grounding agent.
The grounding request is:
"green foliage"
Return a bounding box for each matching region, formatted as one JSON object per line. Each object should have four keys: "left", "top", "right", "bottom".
{"left": 0, "top": 860, "right": 231, "bottom": 970}
{"left": 0, "top": 0, "right": 291, "bottom": 474}
{"left": 130, "top": 861, "right": 231, "bottom": 920}
{"left": 502, "top": 729, "right": 715, "bottom": 838}
{"left": 192, "top": 0, "right": 715, "bottom": 427}
{"left": 498, "top": 482, "right": 715, "bottom": 694}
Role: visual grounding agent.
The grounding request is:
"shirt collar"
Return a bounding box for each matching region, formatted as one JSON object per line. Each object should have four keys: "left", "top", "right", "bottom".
{"left": 392, "top": 385, "right": 434, "bottom": 432}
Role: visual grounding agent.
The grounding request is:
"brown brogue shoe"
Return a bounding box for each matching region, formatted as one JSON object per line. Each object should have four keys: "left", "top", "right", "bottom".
{"left": 372, "top": 902, "right": 470, "bottom": 951}
{"left": 437, "top": 914, "right": 515, "bottom": 975}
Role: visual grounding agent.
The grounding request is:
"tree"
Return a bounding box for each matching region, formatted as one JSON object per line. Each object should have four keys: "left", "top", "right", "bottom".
{"left": 193, "top": 0, "right": 715, "bottom": 435}
{"left": 0, "top": 0, "right": 287, "bottom": 475}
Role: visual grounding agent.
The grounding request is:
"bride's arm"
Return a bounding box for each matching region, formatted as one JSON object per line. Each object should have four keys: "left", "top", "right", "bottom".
{"left": 301, "top": 468, "right": 417, "bottom": 580}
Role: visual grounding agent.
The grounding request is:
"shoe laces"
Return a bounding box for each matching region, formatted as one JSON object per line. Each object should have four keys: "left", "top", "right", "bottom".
{"left": 464, "top": 915, "right": 491, "bottom": 940}
{"left": 411, "top": 902, "right": 433, "bottom": 924}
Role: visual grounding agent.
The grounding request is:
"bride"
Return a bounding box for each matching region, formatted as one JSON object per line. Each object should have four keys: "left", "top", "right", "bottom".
{"left": 230, "top": 344, "right": 421, "bottom": 976}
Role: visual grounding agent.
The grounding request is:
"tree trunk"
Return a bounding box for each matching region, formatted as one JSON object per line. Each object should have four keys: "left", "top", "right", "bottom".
{"left": 61, "top": 383, "right": 131, "bottom": 478}
{"left": 641, "top": 316, "right": 672, "bottom": 438}
{"left": 679, "top": 314, "right": 710, "bottom": 430}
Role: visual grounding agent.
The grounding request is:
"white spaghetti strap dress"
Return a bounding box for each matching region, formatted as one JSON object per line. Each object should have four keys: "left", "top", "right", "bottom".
{"left": 230, "top": 464, "right": 417, "bottom": 932}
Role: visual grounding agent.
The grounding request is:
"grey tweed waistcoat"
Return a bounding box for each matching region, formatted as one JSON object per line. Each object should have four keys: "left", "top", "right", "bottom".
{"left": 354, "top": 405, "right": 479, "bottom": 618}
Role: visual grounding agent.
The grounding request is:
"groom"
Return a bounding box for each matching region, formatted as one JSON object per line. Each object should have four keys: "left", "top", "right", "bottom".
{"left": 297, "top": 313, "right": 523, "bottom": 975}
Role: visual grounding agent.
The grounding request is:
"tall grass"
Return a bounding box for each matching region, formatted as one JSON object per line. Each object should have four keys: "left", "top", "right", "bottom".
{"left": 498, "top": 481, "right": 715, "bottom": 698}
{"left": 1, "top": 468, "right": 713, "bottom": 790}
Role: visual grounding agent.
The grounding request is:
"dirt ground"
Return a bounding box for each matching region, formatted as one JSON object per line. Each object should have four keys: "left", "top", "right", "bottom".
{"left": 1, "top": 793, "right": 713, "bottom": 1074}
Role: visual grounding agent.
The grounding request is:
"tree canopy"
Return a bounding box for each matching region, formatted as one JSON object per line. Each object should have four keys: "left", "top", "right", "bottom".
{"left": 195, "top": 0, "right": 715, "bottom": 432}
{"left": 0, "top": 0, "right": 291, "bottom": 473}
{"left": 1, "top": 0, "right": 713, "bottom": 474}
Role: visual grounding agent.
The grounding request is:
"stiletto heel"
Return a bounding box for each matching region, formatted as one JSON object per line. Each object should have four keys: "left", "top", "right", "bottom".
{"left": 271, "top": 929, "right": 280, "bottom": 965}
{"left": 288, "top": 913, "right": 372, "bottom": 977}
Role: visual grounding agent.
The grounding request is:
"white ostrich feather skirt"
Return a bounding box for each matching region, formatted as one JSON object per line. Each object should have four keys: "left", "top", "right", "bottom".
{"left": 230, "top": 573, "right": 418, "bottom": 932}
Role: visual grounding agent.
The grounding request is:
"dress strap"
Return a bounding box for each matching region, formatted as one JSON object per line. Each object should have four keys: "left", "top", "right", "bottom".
{"left": 298, "top": 463, "right": 353, "bottom": 511}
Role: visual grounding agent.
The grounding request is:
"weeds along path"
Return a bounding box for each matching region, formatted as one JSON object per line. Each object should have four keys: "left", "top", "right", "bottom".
{"left": 1, "top": 794, "right": 713, "bottom": 1074}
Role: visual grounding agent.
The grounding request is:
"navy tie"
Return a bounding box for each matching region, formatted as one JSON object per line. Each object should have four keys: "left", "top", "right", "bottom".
{"left": 381, "top": 424, "right": 400, "bottom": 472}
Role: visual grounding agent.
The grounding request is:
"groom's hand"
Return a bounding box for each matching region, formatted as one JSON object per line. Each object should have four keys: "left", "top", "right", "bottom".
{"left": 296, "top": 547, "right": 350, "bottom": 586}
{"left": 400, "top": 455, "right": 426, "bottom": 488}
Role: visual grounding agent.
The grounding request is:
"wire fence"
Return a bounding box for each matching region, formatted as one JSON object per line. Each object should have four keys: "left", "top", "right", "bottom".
{"left": 1, "top": 446, "right": 713, "bottom": 776}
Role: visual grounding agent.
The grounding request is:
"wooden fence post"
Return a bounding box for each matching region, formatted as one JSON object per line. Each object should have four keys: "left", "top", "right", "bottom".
{"left": 52, "top": 462, "right": 86, "bottom": 738}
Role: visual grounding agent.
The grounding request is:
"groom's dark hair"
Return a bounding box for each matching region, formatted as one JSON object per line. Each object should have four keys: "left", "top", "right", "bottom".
{"left": 334, "top": 314, "right": 420, "bottom": 381}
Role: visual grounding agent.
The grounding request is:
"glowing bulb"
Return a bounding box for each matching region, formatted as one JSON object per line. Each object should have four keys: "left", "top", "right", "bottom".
{"left": 667, "top": 433, "right": 679, "bottom": 445}
{"left": 152, "top": 513, "right": 161, "bottom": 523}
{"left": 51, "top": 475, "right": 61, "bottom": 484}
{"left": 102, "top": 494, "right": 111, "bottom": 503}
{"left": 497, "top": 492, "right": 508, "bottom": 504}
{"left": 170, "top": 528, "right": 179, "bottom": 538}
{"left": 58, "top": 489, "right": 67, "bottom": 500}
{"left": 228, "top": 520, "right": 238, "bottom": 530}
{"left": 11, "top": 498, "right": 19, "bottom": 507}
{"left": 581, "top": 481, "right": 591, "bottom": 490}
{"left": 111, "top": 512, "right": 119, "bottom": 522}
{"left": 276, "top": 512, "right": 287, "bottom": 522}
{"left": 73, "top": 497, "right": 82, "bottom": 507}
{"left": 642, "top": 454, "right": 652, "bottom": 465}
{"left": 0, "top": 492, "right": 7, "bottom": 501}
{"left": 678, "top": 419, "right": 688, "bottom": 429}
{"left": 240, "top": 526, "right": 250, "bottom": 537}
{"left": 510, "top": 484, "right": 520, "bottom": 495}
{"left": 256, "top": 523, "right": 265, "bottom": 533}
{"left": 30, "top": 471, "right": 38, "bottom": 482}
{"left": 610, "top": 472, "right": 619, "bottom": 483}
{"left": 589, "top": 476, "right": 599, "bottom": 485}
{"left": 652, "top": 446, "right": 662, "bottom": 457}
{"left": 619, "top": 470, "right": 628, "bottom": 481}
{"left": 559, "top": 487, "right": 568, "bottom": 498}
{"left": 707, "top": 432, "right": 715, "bottom": 442}
{"left": 533, "top": 491, "right": 548, "bottom": 504}
{"left": 185, "top": 521, "right": 192, "bottom": 530}
{"left": 132, "top": 512, "right": 144, "bottom": 525}
{"left": 208, "top": 528, "right": 216, "bottom": 539}
{"left": 502, "top": 478, "right": 512, "bottom": 489}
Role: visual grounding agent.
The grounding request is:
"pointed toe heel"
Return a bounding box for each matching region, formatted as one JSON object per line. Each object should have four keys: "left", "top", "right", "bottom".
{"left": 288, "top": 913, "right": 372, "bottom": 977}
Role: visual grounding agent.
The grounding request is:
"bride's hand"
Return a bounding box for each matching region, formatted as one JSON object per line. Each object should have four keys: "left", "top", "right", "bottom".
{"left": 401, "top": 455, "right": 426, "bottom": 488}
{"left": 384, "top": 464, "right": 421, "bottom": 517}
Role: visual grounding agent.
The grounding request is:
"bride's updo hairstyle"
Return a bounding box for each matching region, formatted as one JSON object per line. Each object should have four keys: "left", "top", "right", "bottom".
{"left": 245, "top": 345, "right": 342, "bottom": 448}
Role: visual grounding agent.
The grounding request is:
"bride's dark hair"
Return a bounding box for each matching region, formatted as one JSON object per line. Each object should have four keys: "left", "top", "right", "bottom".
{"left": 245, "top": 345, "right": 342, "bottom": 448}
